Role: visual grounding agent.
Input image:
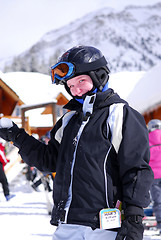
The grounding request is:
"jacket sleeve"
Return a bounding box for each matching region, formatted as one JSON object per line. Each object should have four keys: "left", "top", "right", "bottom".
{"left": 118, "top": 105, "right": 154, "bottom": 210}
{"left": 13, "top": 118, "right": 63, "bottom": 173}
{"left": 0, "top": 145, "right": 9, "bottom": 167}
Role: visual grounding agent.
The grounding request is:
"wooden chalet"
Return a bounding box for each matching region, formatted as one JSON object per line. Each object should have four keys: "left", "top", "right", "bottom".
{"left": 143, "top": 104, "right": 161, "bottom": 124}
{"left": 2, "top": 65, "right": 160, "bottom": 138}
{"left": 21, "top": 94, "right": 69, "bottom": 137}
{"left": 0, "top": 77, "right": 23, "bottom": 116}
{"left": 0, "top": 73, "right": 70, "bottom": 138}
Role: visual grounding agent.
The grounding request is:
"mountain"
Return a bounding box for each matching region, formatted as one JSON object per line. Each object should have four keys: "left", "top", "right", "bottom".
{"left": 2, "top": 2, "right": 161, "bottom": 74}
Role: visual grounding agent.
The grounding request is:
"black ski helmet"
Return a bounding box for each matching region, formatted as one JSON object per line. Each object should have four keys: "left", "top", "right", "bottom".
{"left": 57, "top": 45, "right": 110, "bottom": 93}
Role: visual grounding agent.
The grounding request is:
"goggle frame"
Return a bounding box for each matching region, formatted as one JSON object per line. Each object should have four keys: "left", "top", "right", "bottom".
{"left": 51, "top": 61, "right": 75, "bottom": 84}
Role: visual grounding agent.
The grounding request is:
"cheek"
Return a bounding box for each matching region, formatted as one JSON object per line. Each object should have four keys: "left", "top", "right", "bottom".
{"left": 85, "top": 82, "right": 93, "bottom": 91}
{"left": 70, "top": 87, "right": 77, "bottom": 96}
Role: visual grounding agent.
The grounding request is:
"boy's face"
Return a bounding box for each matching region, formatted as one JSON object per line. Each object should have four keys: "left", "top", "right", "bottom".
{"left": 67, "top": 75, "right": 93, "bottom": 97}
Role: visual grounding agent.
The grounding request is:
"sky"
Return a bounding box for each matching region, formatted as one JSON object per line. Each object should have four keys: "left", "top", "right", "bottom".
{"left": 0, "top": 0, "right": 160, "bottom": 61}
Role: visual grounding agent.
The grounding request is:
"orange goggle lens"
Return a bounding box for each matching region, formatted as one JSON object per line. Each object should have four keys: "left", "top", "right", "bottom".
{"left": 51, "top": 62, "right": 75, "bottom": 84}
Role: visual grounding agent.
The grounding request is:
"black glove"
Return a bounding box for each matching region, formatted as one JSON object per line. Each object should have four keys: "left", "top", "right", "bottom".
{"left": 115, "top": 215, "right": 144, "bottom": 240}
{"left": 0, "top": 118, "right": 22, "bottom": 142}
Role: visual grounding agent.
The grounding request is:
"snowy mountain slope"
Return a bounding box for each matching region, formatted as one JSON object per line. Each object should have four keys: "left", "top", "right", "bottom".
{"left": 3, "top": 2, "right": 161, "bottom": 74}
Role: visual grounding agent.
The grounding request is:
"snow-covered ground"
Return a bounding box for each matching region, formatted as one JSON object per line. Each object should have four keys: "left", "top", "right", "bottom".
{"left": 0, "top": 154, "right": 161, "bottom": 240}
{"left": 0, "top": 159, "right": 56, "bottom": 240}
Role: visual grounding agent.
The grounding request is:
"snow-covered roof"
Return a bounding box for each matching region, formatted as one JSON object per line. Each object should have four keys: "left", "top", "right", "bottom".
{"left": 109, "top": 71, "right": 145, "bottom": 99}
{"left": 0, "top": 71, "right": 71, "bottom": 128}
{"left": 0, "top": 71, "right": 71, "bottom": 105}
{"left": 0, "top": 67, "right": 160, "bottom": 127}
{"left": 0, "top": 70, "right": 146, "bottom": 105}
{"left": 126, "top": 63, "right": 161, "bottom": 114}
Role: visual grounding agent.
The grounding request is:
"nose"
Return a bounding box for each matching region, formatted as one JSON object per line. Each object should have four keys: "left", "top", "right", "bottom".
{"left": 71, "top": 87, "right": 82, "bottom": 96}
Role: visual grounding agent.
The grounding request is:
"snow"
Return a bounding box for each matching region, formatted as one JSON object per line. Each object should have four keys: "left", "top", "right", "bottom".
{"left": 0, "top": 0, "right": 159, "bottom": 60}
{"left": 0, "top": 149, "right": 56, "bottom": 240}
{"left": 0, "top": 70, "right": 145, "bottom": 128}
{"left": 0, "top": 70, "right": 144, "bottom": 105}
{"left": 26, "top": 108, "right": 54, "bottom": 128}
{"left": 0, "top": 184, "right": 55, "bottom": 240}
{"left": 0, "top": 71, "right": 71, "bottom": 127}
{"left": 0, "top": 71, "right": 71, "bottom": 105}
{"left": 109, "top": 71, "right": 145, "bottom": 99}
{"left": 1, "top": 66, "right": 161, "bottom": 124}
{"left": 109, "top": 63, "right": 161, "bottom": 115}
{"left": 126, "top": 63, "right": 161, "bottom": 113}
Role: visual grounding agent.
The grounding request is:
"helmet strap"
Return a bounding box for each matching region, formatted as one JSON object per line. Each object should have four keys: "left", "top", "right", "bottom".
{"left": 89, "top": 67, "right": 109, "bottom": 92}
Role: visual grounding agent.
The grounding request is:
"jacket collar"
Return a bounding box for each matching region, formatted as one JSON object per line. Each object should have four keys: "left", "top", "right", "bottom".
{"left": 64, "top": 88, "right": 127, "bottom": 112}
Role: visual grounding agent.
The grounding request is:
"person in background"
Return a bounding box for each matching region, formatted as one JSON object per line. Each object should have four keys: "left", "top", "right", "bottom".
{"left": 40, "top": 131, "right": 51, "bottom": 145}
{"left": 0, "top": 45, "right": 153, "bottom": 240}
{"left": 44, "top": 131, "right": 51, "bottom": 145}
{"left": 148, "top": 119, "right": 161, "bottom": 231}
{"left": 28, "top": 132, "right": 52, "bottom": 191}
{"left": 0, "top": 138, "right": 15, "bottom": 201}
{"left": 30, "top": 131, "right": 53, "bottom": 192}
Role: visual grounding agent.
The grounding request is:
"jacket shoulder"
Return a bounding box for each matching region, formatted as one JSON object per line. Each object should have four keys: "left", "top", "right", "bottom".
{"left": 55, "top": 111, "right": 76, "bottom": 144}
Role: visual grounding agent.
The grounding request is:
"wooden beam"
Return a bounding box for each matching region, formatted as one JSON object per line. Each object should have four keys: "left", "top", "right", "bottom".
{"left": 21, "top": 100, "right": 57, "bottom": 111}
{"left": 0, "top": 79, "right": 19, "bottom": 101}
{"left": 21, "top": 108, "right": 25, "bottom": 129}
{"left": 51, "top": 103, "right": 57, "bottom": 125}
{"left": 0, "top": 87, "right": 3, "bottom": 112}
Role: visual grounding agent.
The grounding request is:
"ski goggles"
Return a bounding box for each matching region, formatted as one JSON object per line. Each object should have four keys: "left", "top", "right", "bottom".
{"left": 51, "top": 56, "right": 108, "bottom": 85}
{"left": 51, "top": 62, "right": 75, "bottom": 85}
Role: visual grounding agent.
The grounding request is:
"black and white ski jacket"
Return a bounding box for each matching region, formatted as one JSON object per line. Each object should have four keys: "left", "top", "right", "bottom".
{"left": 14, "top": 88, "right": 153, "bottom": 229}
